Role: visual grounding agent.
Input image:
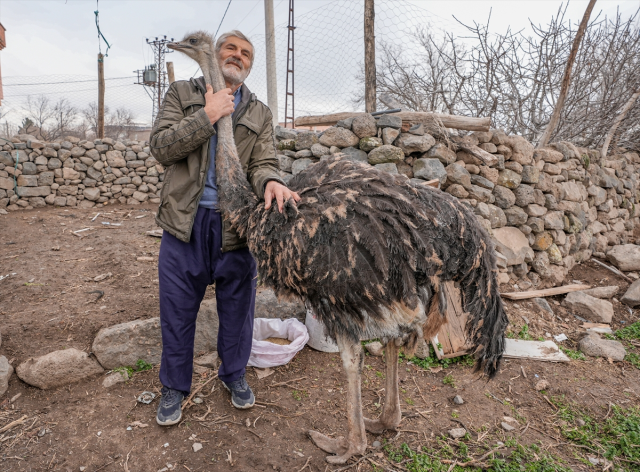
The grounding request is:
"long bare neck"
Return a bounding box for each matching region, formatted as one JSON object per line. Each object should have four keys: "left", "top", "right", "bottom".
{"left": 200, "top": 49, "right": 258, "bottom": 235}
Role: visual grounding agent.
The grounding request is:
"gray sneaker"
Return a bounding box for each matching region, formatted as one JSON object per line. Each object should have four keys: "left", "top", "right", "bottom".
{"left": 156, "top": 387, "right": 185, "bottom": 426}
{"left": 222, "top": 374, "right": 255, "bottom": 409}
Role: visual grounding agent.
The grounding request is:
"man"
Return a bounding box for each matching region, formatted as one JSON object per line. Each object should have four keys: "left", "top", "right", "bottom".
{"left": 150, "top": 30, "right": 300, "bottom": 426}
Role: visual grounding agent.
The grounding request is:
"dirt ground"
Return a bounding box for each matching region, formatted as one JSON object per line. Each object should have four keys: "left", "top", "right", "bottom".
{"left": 0, "top": 205, "right": 639, "bottom": 472}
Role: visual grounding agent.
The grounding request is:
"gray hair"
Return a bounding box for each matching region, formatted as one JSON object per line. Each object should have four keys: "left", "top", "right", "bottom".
{"left": 215, "top": 30, "right": 255, "bottom": 68}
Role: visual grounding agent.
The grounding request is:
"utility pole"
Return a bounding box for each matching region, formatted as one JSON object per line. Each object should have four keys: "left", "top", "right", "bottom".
{"left": 166, "top": 62, "right": 175, "bottom": 85}
{"left": 284, "top": 0, "right": 295, "bottom": 128}
{"left": 135, "top": 36, "right": 174, "bottom": 124}
{"left": 364, "top": 0, "right": 376, "bottom": 113}
{"left": 97, "top": 53, "right": 105, "bottom": 138}
{"left": 264, "top": 0, "right": 279, "bottom": 125}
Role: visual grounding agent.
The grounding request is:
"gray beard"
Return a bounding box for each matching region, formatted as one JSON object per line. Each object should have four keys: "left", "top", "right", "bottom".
{"left": 221, "top": 63, "right": 250, "bottom": 86}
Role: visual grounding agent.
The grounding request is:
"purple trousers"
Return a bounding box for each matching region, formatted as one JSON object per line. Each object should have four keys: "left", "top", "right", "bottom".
{"left": 158, "top": 207, "right": 257, "bottom": 393}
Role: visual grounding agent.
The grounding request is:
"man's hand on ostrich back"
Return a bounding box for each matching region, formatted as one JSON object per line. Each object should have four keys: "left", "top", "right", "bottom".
{"left": 264, "top": 180, "right": 300, "bottom": 213}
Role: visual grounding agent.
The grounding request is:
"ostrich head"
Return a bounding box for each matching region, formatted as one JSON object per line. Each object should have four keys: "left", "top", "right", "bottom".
{"left": 167, "top": 31, "right": 215, "bottom": 69}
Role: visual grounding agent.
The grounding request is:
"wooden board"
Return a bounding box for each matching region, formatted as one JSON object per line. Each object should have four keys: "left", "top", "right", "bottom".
{"left": 431, "top": 281, "right": 472, "bottom": 359}
{"left": 503, "top": 339, "right": 570, "bottom": 362}
{"left": 500, "top": 284, "right": 590, "bottom": 300}
{"left": 295, "top": 111, "right": 491, "bottom": 132}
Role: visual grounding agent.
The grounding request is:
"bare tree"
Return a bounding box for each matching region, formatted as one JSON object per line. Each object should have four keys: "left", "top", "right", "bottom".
{"left": 48, "top": 99, "right": 78, "bottom": 141}
{"left": 538, "top": 0, "right": 598, "bottom": 147}
{"left": 25, "top": 95, "right": 55, "bottom": 139}
{"left": 371, "top": 6, "right": 640, "bottom": 151}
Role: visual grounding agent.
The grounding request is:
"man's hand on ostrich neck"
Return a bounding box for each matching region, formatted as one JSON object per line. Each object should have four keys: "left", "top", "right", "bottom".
{"left": 204, "top": 84, "right": 236, "bottom": 125}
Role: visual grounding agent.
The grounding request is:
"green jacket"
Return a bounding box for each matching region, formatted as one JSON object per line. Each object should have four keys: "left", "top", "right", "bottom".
{"left": 150, "top": 78, "right": 283, "bottom": 250}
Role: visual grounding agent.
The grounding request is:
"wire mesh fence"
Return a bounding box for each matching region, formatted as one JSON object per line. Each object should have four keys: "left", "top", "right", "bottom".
{"left": 1, "top": 75, "right": 152, "bottom": 138}
{"left": 0, "top": 0, "right": 448, "bottom": 136}
{"left": 1, "top": 0, "right": 638, "bottom": 149}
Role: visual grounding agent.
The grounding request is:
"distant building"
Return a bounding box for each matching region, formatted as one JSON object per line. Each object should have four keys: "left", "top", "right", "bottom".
{"left": 0, "top": 23, "right": 6, "bottom": 106}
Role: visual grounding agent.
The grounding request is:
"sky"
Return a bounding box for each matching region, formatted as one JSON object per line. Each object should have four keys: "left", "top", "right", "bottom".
{"left": 0, "top": 0, "right": 637, "bottom": 126}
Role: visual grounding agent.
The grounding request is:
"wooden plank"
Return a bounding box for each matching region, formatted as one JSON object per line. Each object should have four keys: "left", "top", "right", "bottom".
{"left": 430, "top": 281, "right": 472, "bottom": 359}
{"left": 500, "top": 284, "right": 590, "bottom": 300}
{"left": 503, "top": 339, "right": 570, "bottom": 362}
{"left": 295, "top": 111, "right": 491, "bottom": 132}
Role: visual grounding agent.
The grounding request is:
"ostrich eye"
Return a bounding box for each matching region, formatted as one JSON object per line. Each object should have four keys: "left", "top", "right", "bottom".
{"left": 189, "top": 38, "right": 197, "bottom": 45}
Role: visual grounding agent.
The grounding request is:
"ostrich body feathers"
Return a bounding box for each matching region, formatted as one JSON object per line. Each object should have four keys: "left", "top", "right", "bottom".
{"left": 229, "top": 155, "right": 507, "bottom": 376}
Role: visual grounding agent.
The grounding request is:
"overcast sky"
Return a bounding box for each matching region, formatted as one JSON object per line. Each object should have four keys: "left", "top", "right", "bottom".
{"left": 0, "top": 0, "right": 637, "bottom": 125}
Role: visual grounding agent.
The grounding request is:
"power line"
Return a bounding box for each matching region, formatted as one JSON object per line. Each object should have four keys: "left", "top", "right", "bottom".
{"left": 215, "top": 0, "right": 234, "bottom": 38}
{"left": 5, "top": 77, "right": 136, "bottom": 87}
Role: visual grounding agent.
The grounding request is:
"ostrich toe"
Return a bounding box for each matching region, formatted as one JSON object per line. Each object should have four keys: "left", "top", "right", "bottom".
{"left": 307, "top": 431, "right": 348, "bottom": 455}
{"left": 364, "top": 417, "right": 397, "bottom": 434}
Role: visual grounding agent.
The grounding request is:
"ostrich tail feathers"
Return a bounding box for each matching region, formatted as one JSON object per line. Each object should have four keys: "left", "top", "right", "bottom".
{"left": 462, "top": 242, "right": 508, "bottom": 379}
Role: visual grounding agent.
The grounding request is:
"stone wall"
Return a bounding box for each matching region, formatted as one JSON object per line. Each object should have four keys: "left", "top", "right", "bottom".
{"left": 2, "top": 121, "right": 638, "bottom": 289}
{"left": 274, "top": 115, "right": 640, "bottom": 289}
{"left": 0, "top": 134, "right": 162, "bottom": 210}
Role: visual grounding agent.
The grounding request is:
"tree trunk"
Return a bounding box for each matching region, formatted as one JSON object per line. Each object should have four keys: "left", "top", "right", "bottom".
{"left": 295, "top": 111, "right": 490, "bottom": 132}
{"left": 364, "top": 0, "right": 376, "bottom": 113}
{"left": 537, "top": 0, "right": 597, "bottom": 147}
{"left": 601, "top": 87, "right": 640, "bottom": 158}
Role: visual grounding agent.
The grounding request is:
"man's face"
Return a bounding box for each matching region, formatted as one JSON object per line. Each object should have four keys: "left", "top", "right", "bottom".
{"left": 218, "top": 36, "right": 253, "bottom": 86}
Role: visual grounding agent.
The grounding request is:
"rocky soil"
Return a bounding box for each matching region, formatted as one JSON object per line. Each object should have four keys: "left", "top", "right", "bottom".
{"left": 1, "top": 206, "right": 639, "bottom": 471}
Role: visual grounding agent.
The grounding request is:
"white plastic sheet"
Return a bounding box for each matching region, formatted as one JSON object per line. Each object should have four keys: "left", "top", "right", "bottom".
{"left": 247, "top": 318, "right": 309, "bottom": 368}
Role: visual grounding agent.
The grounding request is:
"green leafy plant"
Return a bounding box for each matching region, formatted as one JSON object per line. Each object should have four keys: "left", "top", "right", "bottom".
{"left": 292, "top": 389, "right": 308, "bottom": 401}
{"left": 135, "top": 359, "right": 153, "bottom": 372}
{"left": 517, "top": 324, "right": 533, "bottom": 341}
{"left": 442, "top": 374, "right": 456, "bottom": 388}
{"left": 615, "top": 321, "right": 640, "bottom": 340}
{"left": 560, "top": 347, "right": 586, "bottom": 361}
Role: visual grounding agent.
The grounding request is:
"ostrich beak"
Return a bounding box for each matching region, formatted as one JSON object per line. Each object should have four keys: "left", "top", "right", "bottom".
{"left": 167, "top": 42, "right": 188, "bottom": 51}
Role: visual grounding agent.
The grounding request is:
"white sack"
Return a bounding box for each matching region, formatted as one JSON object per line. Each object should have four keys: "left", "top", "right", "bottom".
{"left": 247, "top": 318, "right": 309, "bottom": 368}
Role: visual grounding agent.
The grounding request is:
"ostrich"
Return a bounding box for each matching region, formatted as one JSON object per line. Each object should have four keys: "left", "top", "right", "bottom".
{"left": 168, "top": 31, "right": 507, "bottom": 464}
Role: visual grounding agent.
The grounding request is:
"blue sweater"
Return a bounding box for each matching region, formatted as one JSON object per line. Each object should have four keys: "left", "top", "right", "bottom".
{"left": 199, "top": 87, "right": 243, "bottom": 209}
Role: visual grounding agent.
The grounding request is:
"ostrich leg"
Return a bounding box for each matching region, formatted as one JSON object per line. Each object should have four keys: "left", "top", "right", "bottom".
{"left": 308, "top": 334, "right": 367, "bottom": 464}
{"left": 364, "top": 338, "right": 401, "bottom": 433}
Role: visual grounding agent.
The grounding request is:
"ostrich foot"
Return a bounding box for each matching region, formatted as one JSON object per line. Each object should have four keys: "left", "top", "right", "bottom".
{"left": 307, "top": 430, "right": 365, "bottom": 464}
{"left": 307, "top": 431, "right": 347, "bottom": 455}
{"left": 364, "top": 417, "right": 397, "bottom": 434}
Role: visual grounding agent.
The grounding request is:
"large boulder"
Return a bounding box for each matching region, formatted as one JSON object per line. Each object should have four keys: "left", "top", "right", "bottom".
{"left": 564, "top": 292, "right": 613, "bottom": 323}
{"left": 318, "top": 127, "right": 359, "bottom": 148}
{"left": 92, "top": 306, "right": 217, "bottom": 369}
{"left": 16, "top": 348, "right": 104, "bottom": 389}
{"left": 445, "top": 164, "right": 471, "bottom": 189}
{"left": 578, "top": 334, "right": 626, "bottom": 361}
{"left": 607, "top": 245, "right": 640, "bottom": 271}
{"left": 295, "top": 132, "right": 319, "bottom": 150}
{"left": 426, "top": 143, "right": 456, "bottom": 165}
{"left": 351, "top": 114, "right": 378, "bottom": 138}
{"left": 413, "top": 158, "right": 447, "bottom": 183}
{"left": 368, "top": 145, "right": 404, "bottom": 165}
{"left": 621, "top": 279, "right": 640, "bottom": 307}
{"left": 92, "top": 289, "right": 304, "bottom": 369}
{"left": 0, "top": 356, "right": 12, "bottom": 397}
{"left": 291, "top": 158, "right": 314, "bottom": 176}
{"left": 493, "top": 186, "right": 516, "bottom": 209}
{"left": 507, "top": 136, "right": 534, "bottom": 165}
{"left": 497, "top": 169, "right": 521, "bottom": 189}
{"left": 492, "top": 227, "right": 532, "bottom": 266}
{"left": 394, "top": 133, "right": 435, "bottom": 156}
{"left": 341, "top": 147, "right": 368, "bottom": 163}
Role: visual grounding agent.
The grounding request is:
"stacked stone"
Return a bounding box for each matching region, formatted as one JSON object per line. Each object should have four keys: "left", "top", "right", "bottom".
{"left": 0, "top": 134, "right": 163, "bottom": 210}
{"left": 274, "top": 118, "right": 640, "bottom": 288}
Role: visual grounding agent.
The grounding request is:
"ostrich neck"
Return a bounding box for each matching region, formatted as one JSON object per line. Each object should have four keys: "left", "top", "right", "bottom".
{"left": 200, "top": 51, "right": 257, "bottom": 229}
